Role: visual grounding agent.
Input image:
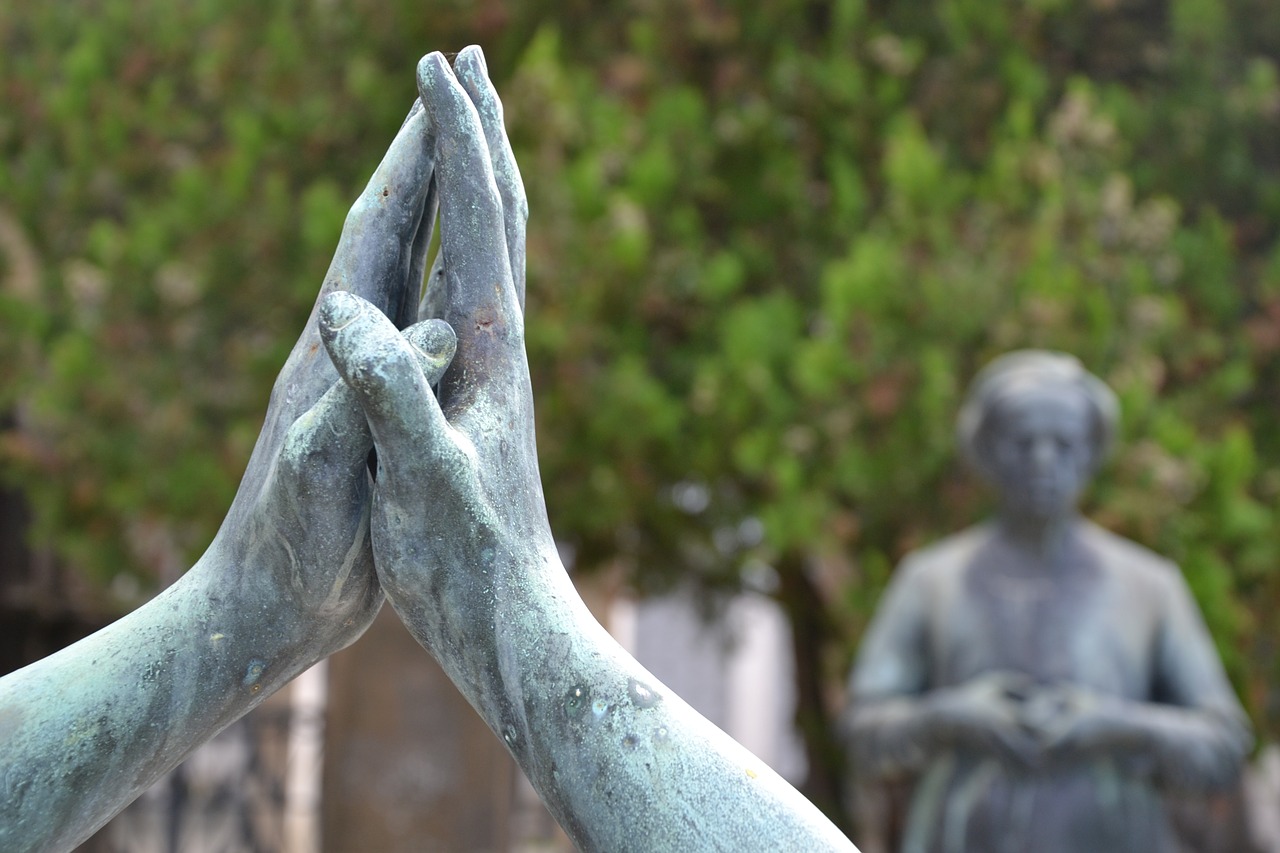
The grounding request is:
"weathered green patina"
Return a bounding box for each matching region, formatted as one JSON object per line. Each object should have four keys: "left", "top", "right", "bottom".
{"left": 0, "top": 47, "right": 856, "bottom": 853}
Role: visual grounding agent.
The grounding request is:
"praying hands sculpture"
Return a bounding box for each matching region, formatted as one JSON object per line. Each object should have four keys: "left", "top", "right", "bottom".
{"left": 0, "top": 48, "right": 854, "bottom": 853}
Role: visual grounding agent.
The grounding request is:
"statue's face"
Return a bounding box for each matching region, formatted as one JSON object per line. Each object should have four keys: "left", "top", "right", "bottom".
{"left": 984, "top": 386, "right": 1096, "bottom": 520}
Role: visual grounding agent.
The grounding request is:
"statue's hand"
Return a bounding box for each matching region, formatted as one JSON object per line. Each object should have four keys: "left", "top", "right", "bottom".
{"left": 313, "top": 54, "right": 856, "bottom": 851}
{"left": 923, "top": 671, "right": 1041, "bottom": 766}
{"left": 1022, "top": 683, "right": 1142, "bottom": 756}
{"left": 0, "top": 76, "right": 445, "bottom": 853}
{"left": 318, "top": 48, "right": 542, "bottom": 673}
{"left": 206, "top": 96, "right": 439, "bottom": 658}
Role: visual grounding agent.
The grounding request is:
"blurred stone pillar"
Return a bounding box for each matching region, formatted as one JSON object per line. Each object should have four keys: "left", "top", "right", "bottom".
{"left": 321, "top": 607, "right": 514, "bottom": 853}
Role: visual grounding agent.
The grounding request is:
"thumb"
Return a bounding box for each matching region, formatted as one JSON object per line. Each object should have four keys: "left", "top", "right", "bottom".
{"left": 402, "top": 317, "right": 457, "bottom": 386}
{"left": 319, "top": 291, "right": 454, "bottom": 470}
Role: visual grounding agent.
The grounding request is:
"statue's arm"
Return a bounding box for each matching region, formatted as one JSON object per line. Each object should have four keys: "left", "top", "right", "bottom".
{"left": 1040, "top": 564, "right": 1253, "bottom": 791}
{"left": 1131, "top": 567, "right": 1252, "bottom": 790}
{"left": 0, "top": 97, "right": 441, "bottom": 852}
{"left": 0, "top": 553, "right": 338, "bottom": 852}
{"left": 433, "top": 538, "right": 856, "bottom": 852}
{"left": 840, "top": 559, "right": 938, "bottom": 777}
{"left": 319, "top": 48, "right": 856, "bottom": 853}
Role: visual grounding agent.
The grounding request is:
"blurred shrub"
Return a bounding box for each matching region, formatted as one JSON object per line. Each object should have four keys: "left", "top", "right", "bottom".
{"left": 2, "top": 0, "right": 1278, "bottom": 822}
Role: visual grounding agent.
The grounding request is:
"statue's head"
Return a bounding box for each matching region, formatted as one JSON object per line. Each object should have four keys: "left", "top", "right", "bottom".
{"left": 957, "top": 350, "right": 1118, "bottom": 520}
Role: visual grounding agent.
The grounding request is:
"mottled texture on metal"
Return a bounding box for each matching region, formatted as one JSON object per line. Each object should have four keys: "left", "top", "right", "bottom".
{"left": 317, "top": 47, "right": 854, "bottom": 853}
{"left": 0, "top": 84, "right": 441, "bottom": 853}
{"left": 0, "top": 47, "right": 855, "bottom": 853}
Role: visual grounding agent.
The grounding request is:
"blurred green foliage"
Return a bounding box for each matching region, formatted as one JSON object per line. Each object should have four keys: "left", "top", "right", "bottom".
{"left": 2, "top": 0, "right": 1278, "bottom": 822}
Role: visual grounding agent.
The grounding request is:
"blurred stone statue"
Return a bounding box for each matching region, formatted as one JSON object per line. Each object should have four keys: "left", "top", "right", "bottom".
{"left": 841, "top": 350, "right": 1252, "bottom": 852}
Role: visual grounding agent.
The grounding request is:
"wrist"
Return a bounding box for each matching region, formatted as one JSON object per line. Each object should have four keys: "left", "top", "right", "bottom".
{"left": 918, "top": 685, "right": 965, "bottom": 740}
{"left": 1087, "top": 696, "right": 1155, "bottom": 754}
{"left": 385, "top": 539, "right": 574, "bottom": 699}
{"left": 183, "top": 546, "right": 332, "bottom": 695}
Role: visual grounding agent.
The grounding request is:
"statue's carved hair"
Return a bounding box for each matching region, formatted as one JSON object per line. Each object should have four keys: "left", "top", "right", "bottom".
{"left": 956, "top": 350, "right": 1119, "bottom": 477}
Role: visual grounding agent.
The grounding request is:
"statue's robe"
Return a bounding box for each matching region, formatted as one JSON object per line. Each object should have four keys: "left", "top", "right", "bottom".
{"left": 848, "top": 521, "right": 1251, "bottom": 853}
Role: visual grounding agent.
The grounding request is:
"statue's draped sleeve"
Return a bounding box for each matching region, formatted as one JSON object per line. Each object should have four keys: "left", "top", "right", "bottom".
{"left": 1139, "top": 565, "right": 1253, "bottom": 790}
{"left": 842, "top": 553, "right": 936, "bottom": 777}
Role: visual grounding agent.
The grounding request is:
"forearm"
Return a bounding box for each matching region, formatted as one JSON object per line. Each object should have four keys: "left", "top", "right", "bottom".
{"left": 843, "top": 696, "right": 936, "bottom": 780}
{"left": 393, "top": 544, "right": 855, "bottom": 853}
{"left": 0, "top": 551, "right": 329, "bottom": 852}
{"left": 1111, "top": 700, "right": 1252, "bottom": 791}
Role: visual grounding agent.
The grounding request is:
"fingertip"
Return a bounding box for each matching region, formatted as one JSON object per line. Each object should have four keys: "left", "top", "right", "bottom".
{"left": 417, "top": 51, "right": 454, "bottom": 97}
{"left": 454, "top": 46, "right": 498, "bottom": 115}
{"left": 319, "top": 298, "right": 423, "bottom": 423}
{"left": 415, "top": 52, "right": 435, "bottom": 82}
{"left": 320, "top": 290, "right": 366, "bottom": 336}
{"left": 319, "top": 292, "right": 406, "bottom": 391}
{"left": 403, "top": 319, "right": 458, "bottom": 385}
{"left": 455, "top": 45, "right": 488, "bottom": 79}
{"left": 405, "top": 318, "right": 457, "bottom": 363}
